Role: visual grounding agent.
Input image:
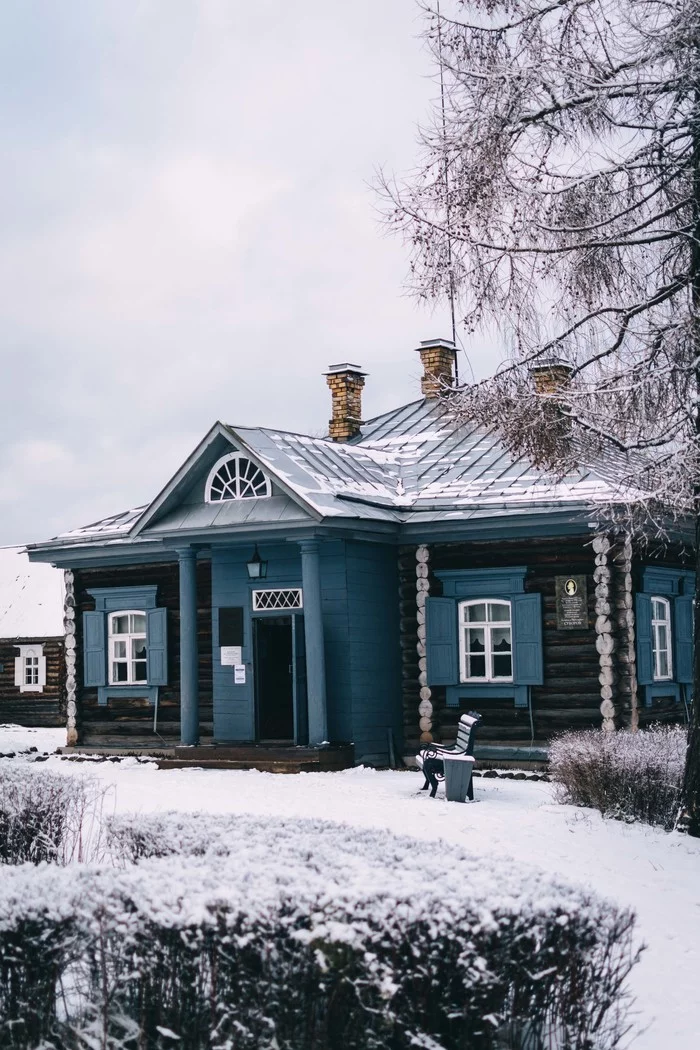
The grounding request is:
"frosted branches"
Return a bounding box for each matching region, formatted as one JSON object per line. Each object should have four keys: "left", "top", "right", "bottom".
{"left": 379, "top": 0, "right": 700, "bottom": 531}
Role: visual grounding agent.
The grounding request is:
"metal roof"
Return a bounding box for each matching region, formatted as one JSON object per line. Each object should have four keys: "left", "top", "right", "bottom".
{"left": 31, "top": 396, "right": 623, "bottom": 550}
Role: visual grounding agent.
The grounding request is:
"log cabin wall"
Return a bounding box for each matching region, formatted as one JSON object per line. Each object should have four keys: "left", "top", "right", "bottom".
{"left": 73, "top": 560, "right": 212, "bottom": 747}
{"left": 0, "top": 637, "right": 65, "bottom": 727}
{"left": 400, "top": 535, "right": 602, "bottom": 756}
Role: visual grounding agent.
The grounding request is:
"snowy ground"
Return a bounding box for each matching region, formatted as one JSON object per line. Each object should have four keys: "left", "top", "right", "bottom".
{"left": 2, "top": 725, "right": 699, "bottom": 1050}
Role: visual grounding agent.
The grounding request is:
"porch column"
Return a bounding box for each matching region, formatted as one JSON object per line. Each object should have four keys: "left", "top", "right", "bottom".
{"left": 299, "top": 539, "right": 328, "bottom": 745}
{"left": 177, "top": 546, "right": 199, "bottom": 746}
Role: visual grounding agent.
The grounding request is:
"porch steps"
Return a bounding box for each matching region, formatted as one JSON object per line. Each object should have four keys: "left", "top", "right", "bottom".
{"left": 57, "top": 743, "right": 355, "bottom": 774}
{"left": 163, "top": 744, "right": 354, "bottom": 773}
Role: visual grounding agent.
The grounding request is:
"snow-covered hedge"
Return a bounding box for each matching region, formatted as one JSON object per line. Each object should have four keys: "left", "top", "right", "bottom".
{"left": 0, "top": 814, "right": 640, "bottom": 1049}
{"left": 549, "top": 725, "right": 687, "bottom": 829}
{"left": 0, "top": 764, "right": 105, "bottom": 865}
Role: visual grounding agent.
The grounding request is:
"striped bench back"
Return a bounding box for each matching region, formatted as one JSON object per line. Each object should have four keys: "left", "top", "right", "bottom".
{"left": 454, "top": 713, "right": 481, "bottom": 754}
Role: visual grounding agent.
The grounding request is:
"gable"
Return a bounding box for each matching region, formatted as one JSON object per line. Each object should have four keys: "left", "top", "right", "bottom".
{"left": 131, "top": 424, "right": 319, "bottom": 538}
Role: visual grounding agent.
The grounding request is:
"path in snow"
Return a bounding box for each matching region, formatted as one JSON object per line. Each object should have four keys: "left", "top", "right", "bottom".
{"left": 2, "top": 725, "right": 699, "bottom": 1050}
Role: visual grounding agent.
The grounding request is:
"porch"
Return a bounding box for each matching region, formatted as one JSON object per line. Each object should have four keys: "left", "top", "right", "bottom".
{"left": 57, "top": 741, "right": 355, "bottom": 773}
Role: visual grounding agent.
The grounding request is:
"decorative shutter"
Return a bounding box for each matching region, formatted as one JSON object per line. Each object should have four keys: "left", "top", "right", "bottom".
{"left": 37, "top": 653, "right": 47, "bottom": 690}
{"left": 425, "top": 597, "right": 459, "bottom": 686}
{"left": 635, "top": 594, "right": 653, "bottom": 685}
{"left": 14, "top": 657, "right": 22, "bottom": 687}
{"left": 512, "top": 594, "right": 543, "bottom": 685}
{"left": 83, "top": 612, "right": 106, "bottom": 687}
{"left": 674, "top": 595, "right": 694, "bottom": 684}
{"left": 147, "top": 608, "right": 168, "bottom": 686}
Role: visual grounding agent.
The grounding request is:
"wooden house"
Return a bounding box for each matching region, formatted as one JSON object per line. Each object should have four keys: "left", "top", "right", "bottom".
{"left": 0, "top": 546, "right": 65, "bottom": 728}
{"left": 26, "top": 341, "right": 693, "bottom": 767}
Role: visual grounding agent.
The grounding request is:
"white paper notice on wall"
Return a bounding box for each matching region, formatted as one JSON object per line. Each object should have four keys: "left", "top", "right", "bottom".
{"left": 220, "top": 646, "right": 242, "bottom": 666}
{"left": 233, "top": 665, "right": 246, "bottom": 685}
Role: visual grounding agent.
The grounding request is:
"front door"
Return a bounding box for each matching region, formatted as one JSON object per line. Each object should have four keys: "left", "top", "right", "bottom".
{"left": 254, "top": 616, "right": 294, "bottom": 741}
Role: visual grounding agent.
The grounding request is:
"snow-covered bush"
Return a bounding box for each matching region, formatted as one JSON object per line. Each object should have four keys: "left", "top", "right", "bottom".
{"left": 549, "top": 726, "right": 687, "bottom": 829}
{"left": 0, "top": 815, "right": 640, "bottom": 1050}
{"left": 0, "top": 765, "right": 106, "bottom": 865}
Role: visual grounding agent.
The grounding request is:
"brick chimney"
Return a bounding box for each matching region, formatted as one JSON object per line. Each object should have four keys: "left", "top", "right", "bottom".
{"left": 325, "top": 363, "right": 367, "bottom": 442}
{"left": 415, "top": 338, "right": 456, "bottom": 398}
{"left": 529, "top": 357, "right": 573, "bottom": 395}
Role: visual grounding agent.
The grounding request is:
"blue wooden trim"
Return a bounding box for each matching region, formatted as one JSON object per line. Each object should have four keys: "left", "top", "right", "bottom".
{"left": 446, "top": 684, "right": 528, "bottom": 708}
{"left": 640, "top": 567, "right": 681, "bottom": 596}
{"left": 425, "top": 597, "right": 459, "bottom": 685}
{"left": 83, "top": 611, "right": 107, "bottom": 688}
{"left": 642, "top": 682, "right": 681, "bottom": 707}
{"left": 435, "top": 567, "right": 527, "bottom": 597}
{"left": 680, "top": 569, "right": 695, "bottom": 595}
{"left": 97, "top": 685, "right": 159, "bottom": 708}
{"left": 475, "top": 744, "right": 549, "bottom": 762}
{"left": 178, "top": 548, "right": 199, "bottom": 746}
{"left": 299, "top": 539, "right": 327, "bottom": 745}
{"left": 87, "top": 585, "right": 158, "bottom": 612}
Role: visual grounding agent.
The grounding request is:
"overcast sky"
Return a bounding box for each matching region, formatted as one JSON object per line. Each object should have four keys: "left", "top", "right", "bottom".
{"left": 0, "top": 0, "right": 504, "bottom": 547}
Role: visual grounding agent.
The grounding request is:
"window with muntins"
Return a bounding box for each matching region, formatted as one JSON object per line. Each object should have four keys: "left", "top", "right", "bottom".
{"left": 108, "top": 611, "right": 147, "bottom": 685}
{"left": 24, "top": 652, "right": 39, "bottom": 686}
{"left": 651, "top": 596, "right": 673, "bottom": 681}
{"left": 206, "top": 454, "right": 271, "bottom": 502}
{"left": 459, "top": 600, "right": 513, "bottom": 682}
{"left": 14, "top": 644, "right": 46, "bottom": 693}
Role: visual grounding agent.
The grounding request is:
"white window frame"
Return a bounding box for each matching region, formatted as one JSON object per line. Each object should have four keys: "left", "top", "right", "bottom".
{"left": 14, "top": 645, "right": 47, "bottom": 693}
{"left": 458, "top": 599, "right": 513, "bottom": 683}
{"left": 651, "top": 596, "right": 673, "bottom": 681}
{"left": 108, "top": 610, "right": 148, "bottom": 686}
{"left": 252, "top": 588, "right": 303, "bottom": 612}
{"left": 205, "top": 453, "right": 272, "bottom": 503}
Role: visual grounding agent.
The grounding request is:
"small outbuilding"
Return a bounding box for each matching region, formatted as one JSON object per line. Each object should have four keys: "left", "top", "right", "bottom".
{"left": 0, "top": 546, "right": 66, "bottom": 727}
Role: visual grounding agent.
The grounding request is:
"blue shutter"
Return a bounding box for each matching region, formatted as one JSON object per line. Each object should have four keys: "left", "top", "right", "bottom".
{"left": 635, "top": 593, "right": 653, "bottom": 685}
{"left": 83, "top": 611, "right": 106, "bottom": 687}
{"left": 425, "top": 597, "right": 459, "bottom": 686}
{"left": 147, "top": 608, "right": 168, "bottom": 686}
{"left": 674, "top": 595, "right": 694, "bottom": 684}
{"left": 512, "top": 594, "right": 543, "bottom": 685}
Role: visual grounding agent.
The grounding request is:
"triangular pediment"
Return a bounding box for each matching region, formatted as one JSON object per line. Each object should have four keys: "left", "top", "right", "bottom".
{"left": 130, "top": 423, "right": 320, "bottom": 538}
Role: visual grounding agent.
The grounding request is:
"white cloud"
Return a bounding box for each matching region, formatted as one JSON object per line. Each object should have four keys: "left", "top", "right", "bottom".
{"left": 0, "top": 0, "right": 504, "bottom": 546}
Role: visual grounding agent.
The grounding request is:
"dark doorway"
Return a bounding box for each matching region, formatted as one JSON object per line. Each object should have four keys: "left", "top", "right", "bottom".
{"left": 254, "top": 616, "right": 294, "bottom": 741}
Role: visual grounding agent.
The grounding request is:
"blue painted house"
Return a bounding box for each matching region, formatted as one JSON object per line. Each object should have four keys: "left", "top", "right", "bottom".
{"left": 27, "top": 341, "right": 693, "bottom": 766}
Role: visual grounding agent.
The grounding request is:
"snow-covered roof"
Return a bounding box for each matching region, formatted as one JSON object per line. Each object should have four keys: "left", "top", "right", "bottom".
{"left": 0, "top": 546, "right": 65, "bottom": 638}
{"left": 229, "top": 398, "right": 617, "bottom": 521}
{"left": 32, "top": 396, "right": 626, "bottom": 549}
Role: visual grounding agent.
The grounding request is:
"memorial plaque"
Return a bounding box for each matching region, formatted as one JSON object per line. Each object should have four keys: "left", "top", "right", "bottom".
{"left": 556, "top": 574, "right": 589, "bottom": 630}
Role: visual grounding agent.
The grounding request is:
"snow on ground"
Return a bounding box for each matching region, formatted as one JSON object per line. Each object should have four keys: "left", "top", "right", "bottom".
{"left": 2, "top": 726, "right": 699, "bottom": 1050}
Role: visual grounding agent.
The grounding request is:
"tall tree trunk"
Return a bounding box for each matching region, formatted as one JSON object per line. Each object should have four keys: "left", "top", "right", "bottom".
{"left": 681, "top": 81, "right": 700, "bottom": 836}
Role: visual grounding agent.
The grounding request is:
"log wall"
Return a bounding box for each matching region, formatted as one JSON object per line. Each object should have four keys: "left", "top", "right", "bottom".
{"left": 0, "top": 637, "right": 65, "bottom": 727}
{"left": 401, "top": 534, "right": 691, "bottom": 755}
{"left": 401, "top": 536, "right": 607, "bottom": 755}
{"left": 73, "top": 560, "right": 212, "bottom": 748}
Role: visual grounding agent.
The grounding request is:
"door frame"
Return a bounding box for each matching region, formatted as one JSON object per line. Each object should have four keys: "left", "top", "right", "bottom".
{"left": 252, "top": 611, "right": 306, "bottom": 744}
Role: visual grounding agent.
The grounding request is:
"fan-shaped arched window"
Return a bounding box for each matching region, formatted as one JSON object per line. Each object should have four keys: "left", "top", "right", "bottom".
{"left": 206, "top": 454, "right": 272, "bottom": 502}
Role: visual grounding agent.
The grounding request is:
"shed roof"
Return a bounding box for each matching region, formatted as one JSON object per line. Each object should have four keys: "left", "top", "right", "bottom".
{"left": 0, "top": 546, "right": 65, "bottom": 638}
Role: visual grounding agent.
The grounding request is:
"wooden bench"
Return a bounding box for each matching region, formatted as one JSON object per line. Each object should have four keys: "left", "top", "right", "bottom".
{"left": 415, "top": 712, "right": 481, "bottom": 801}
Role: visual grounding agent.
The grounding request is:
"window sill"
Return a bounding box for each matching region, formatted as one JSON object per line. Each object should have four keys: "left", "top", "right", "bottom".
{"left": 97, "top": 685, "right": 159, "bottom": 707}
{"left": 446, "top": 684, "right": 529, "bottom": 709}
{"left": 642, "top": 682, "right": 684, "bottom": 707}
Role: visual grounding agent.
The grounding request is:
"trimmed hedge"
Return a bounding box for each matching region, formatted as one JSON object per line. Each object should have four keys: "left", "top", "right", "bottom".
{"left": 0, "top": 814, "right": 640, "bottom": 1049}
{"left": 549, "top": 725, "right": 687, "bottom": 830}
